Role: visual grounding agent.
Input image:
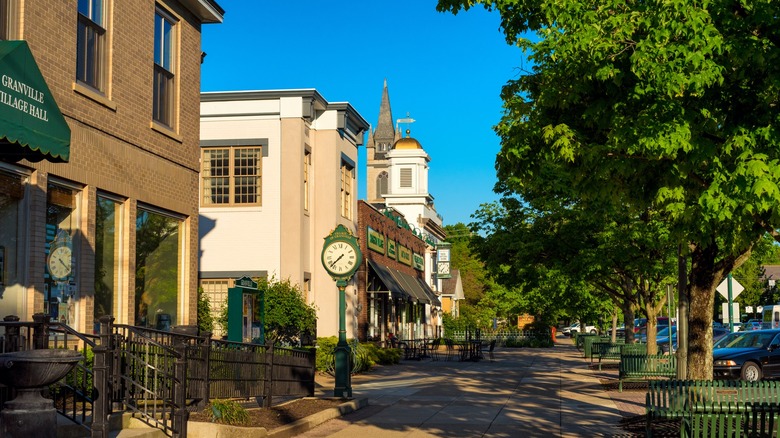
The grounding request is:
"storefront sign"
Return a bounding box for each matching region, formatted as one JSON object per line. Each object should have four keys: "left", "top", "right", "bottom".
{"left": 381, "top": 209, "right": 436, "bottom": 247}
{"left": 367, "top": 227, "right": 385, "bottom": 254}
{"left": 387, "top": 239, "right": 397, "bottom": 260}
{"left": 398, "top": 245, "right": 412, "bottom": 266}
{"left": 413, "top": 253, "right": 424, "bottom": 271}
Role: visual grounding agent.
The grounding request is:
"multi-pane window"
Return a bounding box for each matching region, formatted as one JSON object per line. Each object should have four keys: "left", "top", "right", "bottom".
{"left": 200, "top": 279, "right": 231, "bottom": 337}
{"left": 201, "top": 147, "right": 262, "bottom": 206}
{"left": 341, "top": 161, "right": 354, "bottom": 219}
{"left": 303, "top": 149, "right": 311, "bottom": 211}
{"left": 76, "top": 0, "right": 105, "bottom": 91}
{"left": 153, "top": 9, "right": 176, "bottom": 127}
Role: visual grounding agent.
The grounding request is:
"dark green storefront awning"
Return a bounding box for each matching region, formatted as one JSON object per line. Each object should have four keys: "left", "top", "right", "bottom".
{"left": 0, "top": 40, "right": 70, "bottom": 163}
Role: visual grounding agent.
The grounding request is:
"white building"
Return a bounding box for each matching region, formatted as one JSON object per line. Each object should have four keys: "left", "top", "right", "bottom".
{"left": 199, "top": 89, "right": 369, "bottom": 338}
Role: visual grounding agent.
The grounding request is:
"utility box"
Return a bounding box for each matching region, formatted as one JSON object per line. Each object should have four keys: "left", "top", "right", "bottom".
{"left": 227, "top": 276, "right": 265, "bottom": 344}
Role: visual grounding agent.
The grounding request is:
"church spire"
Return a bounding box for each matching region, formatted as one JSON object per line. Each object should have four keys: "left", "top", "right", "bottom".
{"left": 374, "top": 79, "right": 395, "bottom": 143}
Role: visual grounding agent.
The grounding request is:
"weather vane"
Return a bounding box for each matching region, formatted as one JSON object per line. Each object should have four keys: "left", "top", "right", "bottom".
{"left": 396, "top": 112, "right": 415, "bottom": 133}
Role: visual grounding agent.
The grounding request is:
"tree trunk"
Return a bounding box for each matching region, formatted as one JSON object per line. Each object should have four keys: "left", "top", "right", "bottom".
{"left": 646, "top": 306, "right": 659, "bottom": 355}
{"left": 686, "top": 246, "right": 722, "bottom": 380}
{"left": 621, "top": 299, "right": 637, "bottom": 343}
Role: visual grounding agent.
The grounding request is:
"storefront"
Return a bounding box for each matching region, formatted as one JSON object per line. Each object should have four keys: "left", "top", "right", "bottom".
{"left": 357, "top": 201, "right": 440, "bottom": 343}
{"left": 0, "top": 40, "right": 71, "bottom": 320}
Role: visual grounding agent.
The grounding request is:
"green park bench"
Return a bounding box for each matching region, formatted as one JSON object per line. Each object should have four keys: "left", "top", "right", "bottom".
{"left": 592, "top": 342, "right": 645, "bottom": 370}
{"left": 646, "top": 379, "right": 780, "bottom": 437}
{"left": 619, "top": 354, "right": 676, "bottom": 392}
{"left": 580, "top": 334, "right": 607, "bottom": 358}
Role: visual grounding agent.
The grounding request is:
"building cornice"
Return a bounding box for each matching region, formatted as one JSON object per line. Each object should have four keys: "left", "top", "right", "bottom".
{"left": 179, "top": 0, "right": 224, "bottom": 23}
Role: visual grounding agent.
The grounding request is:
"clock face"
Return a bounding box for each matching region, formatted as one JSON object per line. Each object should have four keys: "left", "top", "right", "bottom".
{"left": 322, "top": 241, "right": 358, "bottom": 276}
{"left": 48, "top": 245, "right": 73, "bottom": 280}
{"left": 438, "top": 261, "right": 450, "bottom": 275}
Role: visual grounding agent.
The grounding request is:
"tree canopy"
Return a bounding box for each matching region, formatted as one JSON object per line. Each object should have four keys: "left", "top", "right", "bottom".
{"left": 438, "top": 0, "right": 780, "bottom": 378}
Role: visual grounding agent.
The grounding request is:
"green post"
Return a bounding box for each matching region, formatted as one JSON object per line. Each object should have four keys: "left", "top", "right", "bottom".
{"left": 728, "top": 273, "right": 734, "bottom": 333}
{"left": 334, "top": 279, "right": 352, "bottom": 397}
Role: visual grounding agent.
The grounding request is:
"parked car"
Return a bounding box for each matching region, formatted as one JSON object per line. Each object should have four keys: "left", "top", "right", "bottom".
{"left": 561, "top": 322, "right": 598, "bottom": 336}
{"left": 634, "top": 317, "right": 671, "bottom": 334}
{"left": 713, "top": 329, "right": 780, "bottom": 381}
{"left": 660, "top": 327, "right": 730, "bottom": 354}
{"left": 746, "top": 320, "right": 762, "bottom": 331}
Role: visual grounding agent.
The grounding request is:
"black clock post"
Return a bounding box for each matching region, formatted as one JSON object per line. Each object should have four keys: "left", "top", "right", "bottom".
{"left": 321, "top": 224, "right": 362, "bottom": 398}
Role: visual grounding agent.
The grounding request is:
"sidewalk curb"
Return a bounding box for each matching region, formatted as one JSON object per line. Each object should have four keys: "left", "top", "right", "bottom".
{"left": 267, "top": 397, "right": 368, "bottom": 438}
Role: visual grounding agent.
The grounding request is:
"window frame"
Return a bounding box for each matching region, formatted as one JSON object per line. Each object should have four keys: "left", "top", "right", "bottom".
{"left": 76, "top": 0, "right": 107, "bottom": 92}
{"left": 152, "top": 7, "right": 178, "bottom": 129}
{"left": 0, "top": 0, "right": 18, "bottom": 40}
{"left": 201, "top": 146, "right": 263, "bottom": 207}
{"left": 340, "top": 160, "right": 354, "bottom": 219}
{"left": 303, "top": 148, "right": 311, "bottom": 211}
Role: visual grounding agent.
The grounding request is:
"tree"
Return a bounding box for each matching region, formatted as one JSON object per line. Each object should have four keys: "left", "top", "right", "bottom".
{"left": 438, "top": 0, "right": 780, "bottom": 379}
{"left": 257, "top": 277, "right": 317, "bottom": 345}
{"left": 197, "top": 287, "right": 214, "bottom": 334}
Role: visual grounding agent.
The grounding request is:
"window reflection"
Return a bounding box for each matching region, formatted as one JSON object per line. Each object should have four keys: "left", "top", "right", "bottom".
{"left": 135, "top": 209, "right": 181, "bottom": 329}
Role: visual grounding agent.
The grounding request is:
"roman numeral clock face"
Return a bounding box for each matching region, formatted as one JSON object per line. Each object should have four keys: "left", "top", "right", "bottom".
{"left": 323, "top": 241, "right": 358, "bottom": 276}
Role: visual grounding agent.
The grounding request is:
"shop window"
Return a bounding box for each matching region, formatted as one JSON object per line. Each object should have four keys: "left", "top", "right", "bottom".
{"left": 76, "top": 0, "right": 106, "bottom": 91}
{"left": 45, "top": 183, "right": 80, "bottom": 325}
{"left": 0, "top": 169, "right": 26, "bottom": 317}
{"left": 94, "top": 195, "right": 122, "bottom": 330}
{"left": 201, "top": 146, "right": 262, "bottom": 206}
{"left": 153, "top": 7, "right": 177, "bottom": 128}
{"left": 135, "top": 208, "right": 182, "bottom": 329}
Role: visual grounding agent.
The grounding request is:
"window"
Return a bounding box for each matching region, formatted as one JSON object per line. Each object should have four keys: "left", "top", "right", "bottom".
{"left": 201, "top": 147, "right": 262, "bottom": 206}
{"left": 400, "top": 168, "right": 413, "bottom": 188}
{"left": 135, "top": 208, "right": 182, "bottom": 329}
{"left": 303, "top": 149, "right": 311, "bottom": 211}
{"left": 45, "top": 183, "right": 81, "bottom": 326}
{"left": 76, "top": 0, "right": 106, "bottom": 91}
{"left": 340, "top": 161, "right": 354, "bottom": 219}
{"left": 0, "top": 0, "right": 17, "bottom": 40}
{"left": 200, "top": 279, "right": 231, "bottom": 337}
{"left": 95, "top": 195, "right": 122, "bottom": 331}
{"left": 376, "top": 171, "right": 388, "bottom": 199}
{"left": 153, "top": 8, "right": 176, "bottom": 127}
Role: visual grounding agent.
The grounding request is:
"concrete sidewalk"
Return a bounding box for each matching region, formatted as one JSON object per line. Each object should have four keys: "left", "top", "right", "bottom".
{"left": 302, "top": 337, "right": 639, "bottom": 437}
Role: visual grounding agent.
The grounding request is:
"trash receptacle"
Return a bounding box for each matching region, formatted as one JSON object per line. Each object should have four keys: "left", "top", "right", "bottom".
{"left": 155, "top": 313, "right": 171, "bottom": 331}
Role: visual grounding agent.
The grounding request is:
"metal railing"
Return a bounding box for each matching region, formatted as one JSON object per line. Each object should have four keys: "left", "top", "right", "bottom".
{"left": 0, "top": 315, "right": 317, "bottom": 438}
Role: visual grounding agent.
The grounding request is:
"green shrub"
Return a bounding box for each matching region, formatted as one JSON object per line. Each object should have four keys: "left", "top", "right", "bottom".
{"left": 315, "top": 337, "right": 397, "bottom": 374}
{"left": 207, "top": 399, "right": 249, "bottom": 426}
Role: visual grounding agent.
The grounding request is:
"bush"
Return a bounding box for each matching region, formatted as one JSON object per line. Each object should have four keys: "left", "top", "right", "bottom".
{"left": 206, "top": 399, "right": 248, "bottom": 426}
{"left": 315, "top": 337, "right": 400, "bottom": 374}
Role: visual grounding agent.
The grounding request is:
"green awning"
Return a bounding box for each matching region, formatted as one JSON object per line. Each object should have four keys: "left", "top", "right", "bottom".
{"left": 0, "top": 40, "right": 70, "bottom": 163}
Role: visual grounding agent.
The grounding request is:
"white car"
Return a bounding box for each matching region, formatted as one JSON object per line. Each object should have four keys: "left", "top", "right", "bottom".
{"left": 561, "top": 322, "right": 598, "bottom": 336}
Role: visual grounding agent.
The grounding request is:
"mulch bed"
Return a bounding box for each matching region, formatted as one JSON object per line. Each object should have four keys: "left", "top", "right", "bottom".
{"left": 188, "top": 398, "right": 347, "bottom": 430}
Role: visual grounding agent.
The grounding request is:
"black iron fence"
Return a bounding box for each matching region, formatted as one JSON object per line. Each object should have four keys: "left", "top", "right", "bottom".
{"left": 0, "top": 314, "right": 316, "bottom": 438}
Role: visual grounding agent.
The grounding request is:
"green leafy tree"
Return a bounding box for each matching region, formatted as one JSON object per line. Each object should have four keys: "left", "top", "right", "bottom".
{"left": 255, "top": 277, "right": 317, "bottom": 345}
{"left": 197, "top": 287, "right": 214, "bottom": 334}
{"left": 438, "top": 0, "right": 780, "bottom": 379}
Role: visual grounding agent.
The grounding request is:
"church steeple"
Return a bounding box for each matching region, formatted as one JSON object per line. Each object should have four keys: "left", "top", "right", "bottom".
{"left": 373, "top": 79, "right": 395, "bottom": 157}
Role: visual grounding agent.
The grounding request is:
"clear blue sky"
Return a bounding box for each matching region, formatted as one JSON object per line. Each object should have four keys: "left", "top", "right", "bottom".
{"left": 200, "top": 1, "right": 523, "bottom": 227}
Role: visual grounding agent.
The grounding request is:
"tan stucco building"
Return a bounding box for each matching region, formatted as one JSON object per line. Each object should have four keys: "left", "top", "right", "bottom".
{"left": 198, "top": 89, "right": 369, "bottom": 339}
{"left": 0, "top": 1, "right": 223, "bottom": 333}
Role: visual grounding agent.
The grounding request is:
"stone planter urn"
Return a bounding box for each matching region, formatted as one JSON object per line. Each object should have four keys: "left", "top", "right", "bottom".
{"left": 0, "top": 349, "right": 82, "bottom": 438}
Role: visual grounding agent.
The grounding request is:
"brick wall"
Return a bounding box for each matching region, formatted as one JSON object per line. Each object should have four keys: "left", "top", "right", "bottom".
{"left": 6, "top": 1, "right": 209, "bottom": 330}
{"left": 356, "top": 201, "right": 429, "bottom": 340}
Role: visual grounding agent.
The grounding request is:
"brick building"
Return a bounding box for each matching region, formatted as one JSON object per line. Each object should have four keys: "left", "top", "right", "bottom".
{"left": 356, "top": 201, "right": 440, "bottom": 342}
{"left": 0, "top": 1, "right": 223, "bottom": 333}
